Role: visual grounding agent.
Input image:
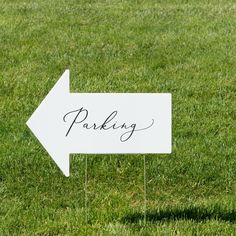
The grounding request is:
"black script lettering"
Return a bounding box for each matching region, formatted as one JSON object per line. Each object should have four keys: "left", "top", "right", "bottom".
{"left": 63, "top": 107, "right": 88, "bottom": 136}
{"left": 63, "top": 107, "right": 155, "bottom": 142}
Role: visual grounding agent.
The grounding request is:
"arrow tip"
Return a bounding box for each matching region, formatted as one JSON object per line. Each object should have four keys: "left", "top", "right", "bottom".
{"left": 26, "top": 69, "right": 71, "bottom": 177}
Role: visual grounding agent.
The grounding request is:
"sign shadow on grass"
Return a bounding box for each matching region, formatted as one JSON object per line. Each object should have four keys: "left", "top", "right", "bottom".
{"left": 121, "top": 206, "right": 236, "bottom": 223}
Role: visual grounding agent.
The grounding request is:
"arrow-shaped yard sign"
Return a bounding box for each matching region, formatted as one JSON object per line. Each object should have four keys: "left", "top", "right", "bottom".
{"left": 27, "top": 70, "right": 171, "bottom": 176}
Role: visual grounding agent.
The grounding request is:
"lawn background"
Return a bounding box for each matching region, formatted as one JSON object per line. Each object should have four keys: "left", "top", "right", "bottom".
{"left": 0, "top": 0, "right": 236, "bottom": 235}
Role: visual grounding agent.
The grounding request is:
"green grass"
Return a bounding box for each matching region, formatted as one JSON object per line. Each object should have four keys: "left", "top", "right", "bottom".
{"left": 0, "top": 0, "right": 236, "bottom": 235}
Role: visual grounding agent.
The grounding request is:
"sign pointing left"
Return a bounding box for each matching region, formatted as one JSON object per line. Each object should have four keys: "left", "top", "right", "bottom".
{"left": 27, "top": 70, "right": 171, "bottom": 176}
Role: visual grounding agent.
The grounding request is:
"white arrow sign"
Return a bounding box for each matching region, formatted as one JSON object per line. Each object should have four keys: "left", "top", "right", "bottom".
{"left": 27, "top": 70, "right": 171, "bottom": 176}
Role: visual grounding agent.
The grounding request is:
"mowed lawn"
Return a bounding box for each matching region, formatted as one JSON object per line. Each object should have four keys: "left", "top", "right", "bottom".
{"left": 0, "top": 0, "right": 236, "bottom": 235}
